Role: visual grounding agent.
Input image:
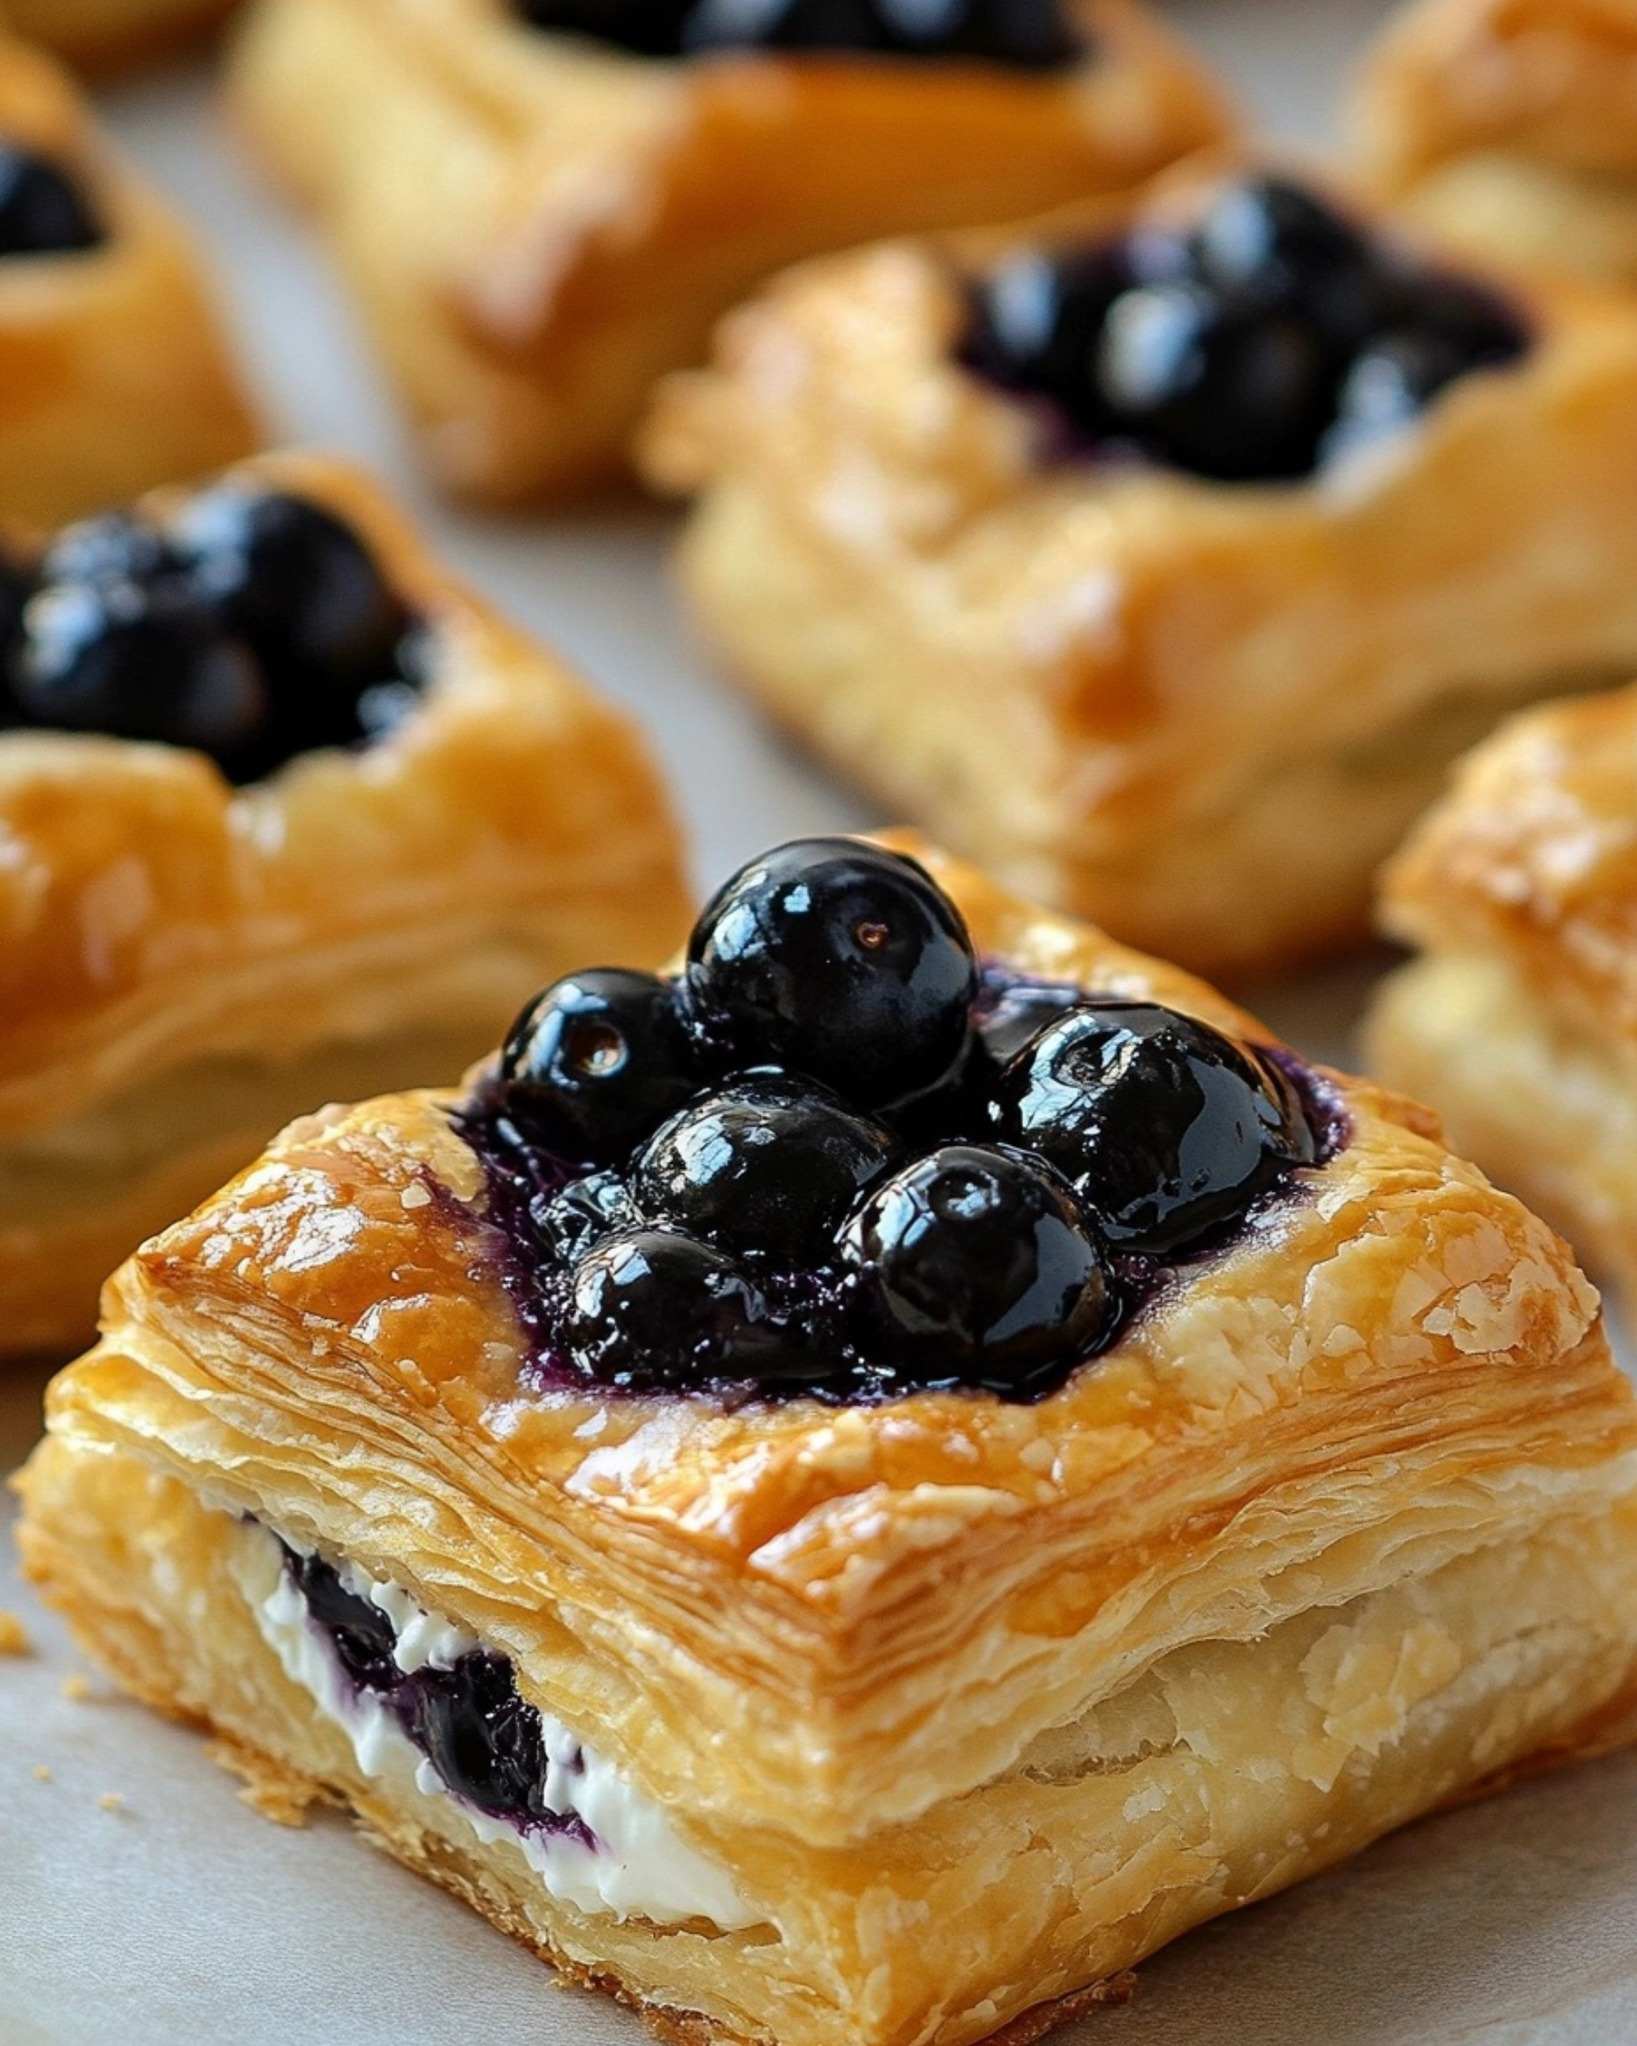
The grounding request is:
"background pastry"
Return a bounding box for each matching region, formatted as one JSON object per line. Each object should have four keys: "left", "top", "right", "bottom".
{"left": 226, "top": 0, "right": 1231, "bottom": 503}
{"left": 643, "top": 154, "right": 1637, "bottom": 979}
{"left": 1355, "top": 0, "right": 1637, "bottom": 286}
{"left": 0, "top": 449, "right": 687, "bottom": 1358}
{"left": 1370, "top": 680, "right": 1637, "bottom": 1294}
{"left": 18, "top": 833, "right": 1637, "bottom": 2046}
{"left": 3, "top": 0, "right": 238, "bottom": 72}
{"left": 0, "top": 34, "right": 258, "bottom": 525}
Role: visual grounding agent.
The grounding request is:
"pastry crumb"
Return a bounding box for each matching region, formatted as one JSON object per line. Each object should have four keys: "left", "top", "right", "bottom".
{"left": 32, "top": 1763, "right": 52, "bottom": 1783}
{"left": 209, "top": 1737, "right": 319, "bottom": 1828}
{"left": 399, "top": 1182, "right": 432, "bottom": 1210}
{"left": 97, "top": 1791, "right": 126, "bottom": 1813}
{"left": 59, "top": 1673, "right": 94, "bottom": 1703}
{"left": 0, "top": 1610, "right": 32, "bottom": 1655}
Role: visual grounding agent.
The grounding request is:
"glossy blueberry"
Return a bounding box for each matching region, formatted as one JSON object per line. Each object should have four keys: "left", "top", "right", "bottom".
{"left": 171, "top": 487, "right": 412, "bottom": 686}
{"left": 38, "top": 511, "right": 179, "bottom": 591}
{"left": 400, "top": 1652, "right": 549, "bottom": 1825}
{"left": 530, "top": 1168, "right": 640, "bottom": 1264}
{"left": 283, "top": 1546, "right": 401, "bottom": 1693}
{"left": 515, "top": 0, "right": 694, "bottom": 52}
{"left": 13, "top": 577, "right": 270, "bottom": 766}
{"left": 686, "top": 838, "right": 978, "bottom": 1108}
{"left": 973, "top": 975, "right": 1088, "bottom": 1070}
{"left": 841, "top": 1143, "right": 1111, "bottom": 1393}
{"left": 960, "top": 244, "right": 1135, "bottom": 437}
{"left": 684, "top": 0, "right": 1081, "bottom": 65}
{"left": 0, "top": 546, "right": 33, "bottom": 681}
{"left": 987, "top": 1001, "right": 1317, "bottom": 1255}
{"left": 634, "top": 1071, "right": 896, "bottom": 1261}
{"left": 500, "top": 970, "right": 698, "bottom": 1166}
{"left": 1191, "top": 176, "right": 1387, "bottom": 345}
{"left": 0, "top": 146, "right": 103, "bottom": 258}
{"left": 1097, "top": 281, "right": 1336, "bottom": 481}
{"left": 560, "top": 1227, "right": 783, "bottom": 1390}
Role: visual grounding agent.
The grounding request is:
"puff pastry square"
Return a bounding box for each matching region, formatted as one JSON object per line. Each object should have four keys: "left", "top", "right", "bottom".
{"left": 0, "top": 36, "right": 259, "bottom": 525}
{"left": 0, "top": 449, "right": 687, "bottom": 1357}
{"left": 225, "top": 0, "right": 1230, "bottom": 503}
{"left": 1355, "top": 0, "right": 1637, "bottom": 287}
{"left": 4, "top": 0, "right": 238, "bottom": 71}
{"left": 642, "top": 154, "right": 1637, "bottom": 978}
{"left": 1370, "top": 679, "right": 1637, "bottom": 1295}
{"left": 19, "top": 835, "right": 1637, "bottom": 2046}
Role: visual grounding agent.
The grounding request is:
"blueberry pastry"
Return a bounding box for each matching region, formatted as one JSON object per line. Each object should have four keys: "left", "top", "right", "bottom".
{"left": 5, "top": 0, "right": 237, "bottom": 72}
{"left": 226, "top": 0, "right": 1229, "bottom": 504}
{"left": 1356, "top": 0, "right": 1637, "bottom": 287}
{"left": 20, "top": 832, "right": 1637, "bottom": 2046}
{"left": 0, "top": 36, "right": 259, "bottom": 525}
{"left": 0, "top": 449, "right": 686, "bottom": 1357}
{"left": 1370, "top": 680, "right": 1637, "bottom": 1294}
{"left": 642, "top": 155, "right": 1637, "bottom": 977}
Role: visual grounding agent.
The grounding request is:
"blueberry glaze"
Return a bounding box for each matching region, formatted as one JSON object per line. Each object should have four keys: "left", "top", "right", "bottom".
{"left": 0, "top": 488, "right": 428, "bottom": 783}
{"left": 0, "top": 144, "right": 104, "bottom": 258}
{"left": 959, "top": 174, "right": 1531, "bottom": 483}
{"left": 457, "top": 840, "right": 1343, "bottom": 1408}
{"left": 517, "top": 0, "right": 1084, "bottom": 67}
{"left": 282, "top": 1543, "right": 594, "bottom": 1844}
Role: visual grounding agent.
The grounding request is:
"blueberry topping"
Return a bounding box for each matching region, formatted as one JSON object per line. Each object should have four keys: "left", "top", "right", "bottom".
{"left": 284, "top": 1549, "right": 401, "bottom": 1693}
{"left": 462, "top": 841, "right": 1336, "bottom": 1407}
{"left": 635, "top": 1071, "right": 896, "bottom": 1261}
{"left": 686, "top": 838, "right": 978, "bottom": 1108}
{"left": 400, "top": 1652, "right": 550, "bottom": 1825}
{"left": 960, "top": 174, "right": 1531, "bottom": 483}
{"left": 501, "top": 970, "right": 699, "bottom": 1166}
{"left": 987, "top": 1001, "right": 1317, "bottom": 1255}
{"left": 0, "top": 146, "right": 103, "bottom": 258}
{"left": 841, "top": 1143, "right": 1111, "bottom": 1392}
{"left": 519, "top": 0, "right": 1082, "bottom": 65}
{"left": 561, "top": 1227, "right": 783, "bottom": 1390}
{"left": 38, "top": 511, "right": 180, "bottom": 590}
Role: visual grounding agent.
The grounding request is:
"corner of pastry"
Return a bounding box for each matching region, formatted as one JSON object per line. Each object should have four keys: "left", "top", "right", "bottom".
{"left": 3, "top": 0, "right": 239, "bottom": 74}
{"left": 1352, "top": 0, "right": 1637, "bottom": 288}
{"left": 640, "top": 147, "right": 1637, "bottom": 979}
{"left": 0, "top": 447, "right": 689, "bottom": 1358}
{"left": 224, "top": 0, "right": 1232, "bottom": 503}
{"left": 20, "top": 831, "right": 1637, "bottom": 2046}
{"left": 1369, "top": 676, "right": 1637, "bottom": 1293}
{"left": 0, "top": 33, "right": 260, "bottom": 525}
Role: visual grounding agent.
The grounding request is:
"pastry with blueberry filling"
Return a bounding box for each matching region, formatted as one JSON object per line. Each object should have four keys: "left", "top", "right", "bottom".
{"left": 20, "top": 833, "right": 1637, "bottom": 2046}
{"left": 1370, "top": 678, "right": 1637, "bottom": 1297}
{"left": 643, "top": 155, "right": 1637, "bottom": 978}
{"left": 1355, "top": 0, "right": 1637, "bottom": 288}
{"left": 226, "top": 0, "right": 1229, "bottom": 503}
{"left": 0, "top": 36, "right": 258, "bottom": 525}
{"left": 5, "top": 0, "right": 238, "bottom": 72}
{"left": 0, "top": 449, "right": 686, "bottom": 1357}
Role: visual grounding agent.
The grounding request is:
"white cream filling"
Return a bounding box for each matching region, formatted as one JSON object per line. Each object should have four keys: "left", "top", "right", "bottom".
{"left": 238, "top": 1531, "right": 756, "bottom": 1931}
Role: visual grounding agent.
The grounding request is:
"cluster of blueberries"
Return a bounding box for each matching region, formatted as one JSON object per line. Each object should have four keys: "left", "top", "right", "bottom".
{"left": 0, "top": 489, "right": 427, "bottom": 784}
{"left": 517, "top": 0, "right": 1083, "bottom": 68}
{"left": 0, "top": 142, "right": 103, "bottom": 259}
{"left": 467, "top": 839, "right": 1329, "bottom": 1405}
{"left": 961, "top": 175, "right": 1532, "bottom": 482}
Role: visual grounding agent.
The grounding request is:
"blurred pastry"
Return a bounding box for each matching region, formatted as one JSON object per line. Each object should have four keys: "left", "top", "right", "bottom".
{"left": 1355, "top": 0, "right": 1637, "bottom": 286}
{"left": 18, "top": 831, "right": 1637, "bottom": 2046}
{"left": 5, "top": 0, "right": 237, "bottom": 71}
{"left": 0, "top": 35, "right": 258, "bottom": 524}
{"left": 0, "top": 449, "right": 687, "bottom": 1356}
{"left": 1371, "top": 681, "right": 1637, "bottom": 1292}
{"left": 644, "top": 156, "right": 1637, "bottom": 977}
{"left": 227, "top": 0, "right": 1230, "bottom": 503}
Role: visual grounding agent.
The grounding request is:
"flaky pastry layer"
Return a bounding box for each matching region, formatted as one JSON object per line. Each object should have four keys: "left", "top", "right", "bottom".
{"left": 0, "top": 449, "right": 688, "bottom": 1352}
{"left": 1355, "top": 0, "right": 1637, "bottom": 284}
{"left": 0, "top": 36, "right": 259, "bottom": 523}
{"left": 226, "top": 0, "right": 1229, "bottom": 502}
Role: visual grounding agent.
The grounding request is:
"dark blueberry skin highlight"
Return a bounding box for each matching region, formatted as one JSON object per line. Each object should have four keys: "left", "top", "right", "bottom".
{"left": 283, "top": 1545, "right": 593, "bottom": 1842}
{"left": 0, "top": 145, "right": 104, "bottom": 258}
{"left": 518, "top": 0, "right": 1084, "bottom": 67}
{"left": 0, "top": 489, "right": 428, "bottom": 781}
{"left": 960, "top": 173, "right": 1531, "bottom": 484}
{"left": 456, "top": 839, "right": 1344, "bottom": 1409}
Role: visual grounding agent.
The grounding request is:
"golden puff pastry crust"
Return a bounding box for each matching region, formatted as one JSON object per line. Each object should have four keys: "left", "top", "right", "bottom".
{"left": 0, "top": 36, "right": 259, "bottom": 524}
{"left": 1370, "top": 679, "right": 1637, "bottom": 1292}
{"left": 1355, "top": 0, "right": 1637, "bottom": 285}
{"left": 225, "top": 0, "right": 1231, "bottom": 504}
{"left": 4, "top": 0, "right": 238, "bottom": 71}
{"left": 642, "top": 155, "right": 1637, "bottom": 979}
{"left": 0, "top": 449, "right": 689, "bottom": 1356}
{"left": 19, "top": 836, "right": 1637, "bottom": 2046}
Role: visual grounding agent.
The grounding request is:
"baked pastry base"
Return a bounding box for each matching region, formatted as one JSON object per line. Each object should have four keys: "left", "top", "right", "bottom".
{"left": 22, "top": 1430, "right": 1637, "bottom": 2046}
{"left": 4, "top": 0, "right": 237, "bottom": 73}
